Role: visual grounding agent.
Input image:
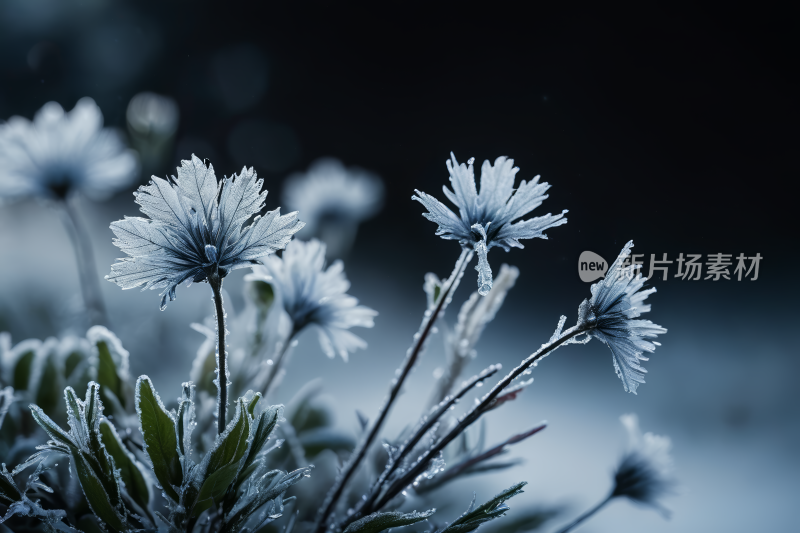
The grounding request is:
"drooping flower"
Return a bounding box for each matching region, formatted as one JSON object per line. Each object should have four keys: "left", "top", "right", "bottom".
{"left": 612, "top": 414, "right": 675, "bottom": 515}
{"left": 250, "top": 239, "right": 377, "bottom": 360}
{"left": 413, "top": 153, "right": 567, "bottom": 295}
{"left": 282, "top": 158, "right": 384, "bottom": 256}
{"left": 107, "top": 155, "right": 304, "bottom": 309}
{"left": 0, "top": 97, "right": 139, "bottom": 202}
{"left": 577, "top": 241, "right": 667, "bottom": 393}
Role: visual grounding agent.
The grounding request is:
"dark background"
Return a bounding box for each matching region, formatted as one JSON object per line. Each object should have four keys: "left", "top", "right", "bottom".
{"left": 0, "top": 2, "right": 797, "bottom": 532}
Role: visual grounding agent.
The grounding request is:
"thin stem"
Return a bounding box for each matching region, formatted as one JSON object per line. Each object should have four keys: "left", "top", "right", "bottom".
{"left": 553, "top": 494, "right": 613, "bottom": 533}
{"left": 370, "top": 323, "right": 588, "bottom": 512}
{"left": 357, "top": 364, "right": 501, "bottom": 519}
{"left": 209, "top": 274, "right": 227, "bottom": 435}
{"left": 314, "top": 248, "right": 473, "bottom": 533}
{"left": 59, "top": 198, "right": 108, "bottom": 327}
{"left": 260, "top": 328, "right": 298, "bottom": 399}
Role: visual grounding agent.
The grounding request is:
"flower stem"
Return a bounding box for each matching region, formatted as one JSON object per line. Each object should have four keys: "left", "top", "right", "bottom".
{"left": 314, "top": 248, "right": 473, "bottom": 533}
{"left": 553, "top": 493, "right": 613, "bottom": 533}
{"left": 209, "top": 274, "right": 228, "bottom": 435}
{"left": 59, "top": 199, "right": 108, "bottom": 327}
{"left": 260, "top": 329, "right": 298, "bottom": 399}
{"left": 368, "top": 323, "right": 589, "bottom": 513}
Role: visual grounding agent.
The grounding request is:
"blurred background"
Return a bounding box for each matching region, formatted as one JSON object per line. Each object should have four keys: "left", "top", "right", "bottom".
{"left": 0, "top": 2, "right": 797, "bottom": 532}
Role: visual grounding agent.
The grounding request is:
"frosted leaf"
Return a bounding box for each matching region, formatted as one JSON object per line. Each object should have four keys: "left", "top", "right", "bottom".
{"left": 549, "top": 316, "right": 567, "bottom": 343}
{"left": 107, "top": 154, "right": 305, "bottom": 309}
{"left": 413, "top": 152, "right": 567, "bottom": 292}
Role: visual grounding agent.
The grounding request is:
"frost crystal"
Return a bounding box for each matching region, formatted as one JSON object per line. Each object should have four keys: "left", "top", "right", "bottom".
{"left": 413, "top": 153, "right": 567, "bottom": 294}
{"left": 0, "top": 97, "right": 139, "bottom": 202}
{"left": 612, "top": 414, "right": 675, "bottom": 515}
{"left": 249, "top": 239, "right": 377, "bottom": 360}
{"left": 106, "top": 155, "right": 304, "bottom": 309}
{"left": 578, "top": 241, "right": 667, "bottom": 394}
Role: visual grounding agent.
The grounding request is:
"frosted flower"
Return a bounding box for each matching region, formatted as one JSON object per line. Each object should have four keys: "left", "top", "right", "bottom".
{"left": 107, "top": 155, "right": 304, "bottom": 309}
{"left": 283, "top": 158, "right": 384, "bottom": 234}
{"left": 250, "top": 239, "right": 377, "bottom": 360}
{"left": 414, "top": 152, "right": 567, "bottom": 295}
{"left": 577, "top": 241, "right": 667, "bottom": 394}
{"left": 282, "top": 158, "right": 384, "bottom": 256}
{"left": 0, "top": 97, "right": 139, "bottom": 202}
{"left": 612, "top": 414, "right": 675, "bottom": 515}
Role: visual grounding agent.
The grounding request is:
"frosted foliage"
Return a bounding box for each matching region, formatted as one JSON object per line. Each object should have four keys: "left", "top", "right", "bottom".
{"left": 0, "top": 97, "right": 139, "bottom": 202}
{"left": 282, "top": 158, "right": 384, "bottom": 235}
{"left": 414, "top": 153, "right": 567, "bottom": 293}
{"left": 87, "top": 326, "right": 130, "bottom": 381}
{"left": 453, "top": 264, "right": 519, "bottom": 358}
{"left": 579, "top": 241, "right": 667, "bottom": 394}
{"left": 106, "top": 154, "right": 304, "bottom": 309}
{"left": 613, "top": 414, "right": 675, "bottom": 513}
{"left": 252, "top": 239, "right": 377, "bottom": 361}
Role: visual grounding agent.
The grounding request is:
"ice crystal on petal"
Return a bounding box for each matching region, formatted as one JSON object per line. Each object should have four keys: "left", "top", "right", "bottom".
{"left": 250, "top": 239, "right": 377, "bottom": 360}
{"left": 612, "top": 414, "right": 675, "bottom": 515}
{"left": 413, "top": 153, "right": 567, "bottom": 293}
{"left": 106, "top": 155, "right": 304, "bottom": 309}
{"left": 578, "top": 241, "right": 667, "bottom": 394}
{"left": 0, "top": 97, "right": 139, "bottom": 202}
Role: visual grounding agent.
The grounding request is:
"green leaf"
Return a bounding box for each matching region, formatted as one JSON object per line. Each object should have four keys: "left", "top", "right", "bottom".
{"left": 191, "top": 461, "right": 240, "bottom": 518}
{"left": 70, "top": 447, "right": 127, "bottom": 532}
{"left": 13, "top": 348, "right": 35, "bottom": 391}
{"left": 96, "top": 343, "right": 125, "bottom": 416}
{"left": 241, "top": 405, "right": 282, "bottom": 475}
{"left": 207, "top": 399, "right": 250, "bottom": 474}
{"left": 343, "top": 510, "right": 436, "bottom": 533}
{"left": 30, "top": 405, "right": 76, "bottom": 449}
{"left": 441, "top": 482, "right": 527, "bottom": 533}
{"left": 247, "top": 392, "right": 262, "bottom": 417}
{"left": 33, "top": 345, "right": 61, "bottom": 417}
{"left": 135, "top": 376, "right": 182, "bottom": 502}
{"left": 64, "top": 350, "right": 85, "bottom": 380}
{"left": 99, "top": 419, "right": 151, "bottom": 513}
{"left": 192, "top": 399, "right": 250, "bottom": 518}
{"left": 245, "top": 278, "right": 275, "bottom": 310}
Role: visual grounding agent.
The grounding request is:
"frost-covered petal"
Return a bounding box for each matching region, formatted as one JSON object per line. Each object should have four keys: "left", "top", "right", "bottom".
{"left": 414, "top": 152, "right": 567, "bottom": 293}
{"left": 0, "top": 97, "right": 138, "bottom": 202}
{"left": 255, "top": 239, "right": 376, "bottom": 360}
{"left": 579, "top": 241, "right": 667, "bottom": 394}
{"left": 107, "top": 155, "right": 303, "bottom": 309}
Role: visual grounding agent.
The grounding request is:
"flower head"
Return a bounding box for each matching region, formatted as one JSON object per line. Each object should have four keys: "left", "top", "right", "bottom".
{"left": 107, "top": 155, "right": 304, "bottom": 310}
{"left": 612, "top": 414, "right": 675, "bottom": 516}
{"left": 0, "top": 97, "right": 139, "bottom": 202}
{"left": 413, "top": 152, "right": 567, "bottom": 295}
{"left": 250, "top": 239, "right": 377, "bottom": 360}
{"left": 283, "top": 158, "right": 384, "bottom": 234}
{"left": 578, "top": 241, "right": 667, "bottom": 394}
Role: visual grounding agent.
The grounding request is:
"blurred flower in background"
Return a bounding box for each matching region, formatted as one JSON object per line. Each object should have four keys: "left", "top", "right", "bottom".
{"left": 0, "top": 97, "right": 138, "bottom": 202}
{"left": 126, "top": 91, "right": 180, "bottom": 178}
{"left": 613, "top": 413, "right": 676, "bottom": 514}
{"left": 283, "top": 158, "right": 384, "bottom": 257}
